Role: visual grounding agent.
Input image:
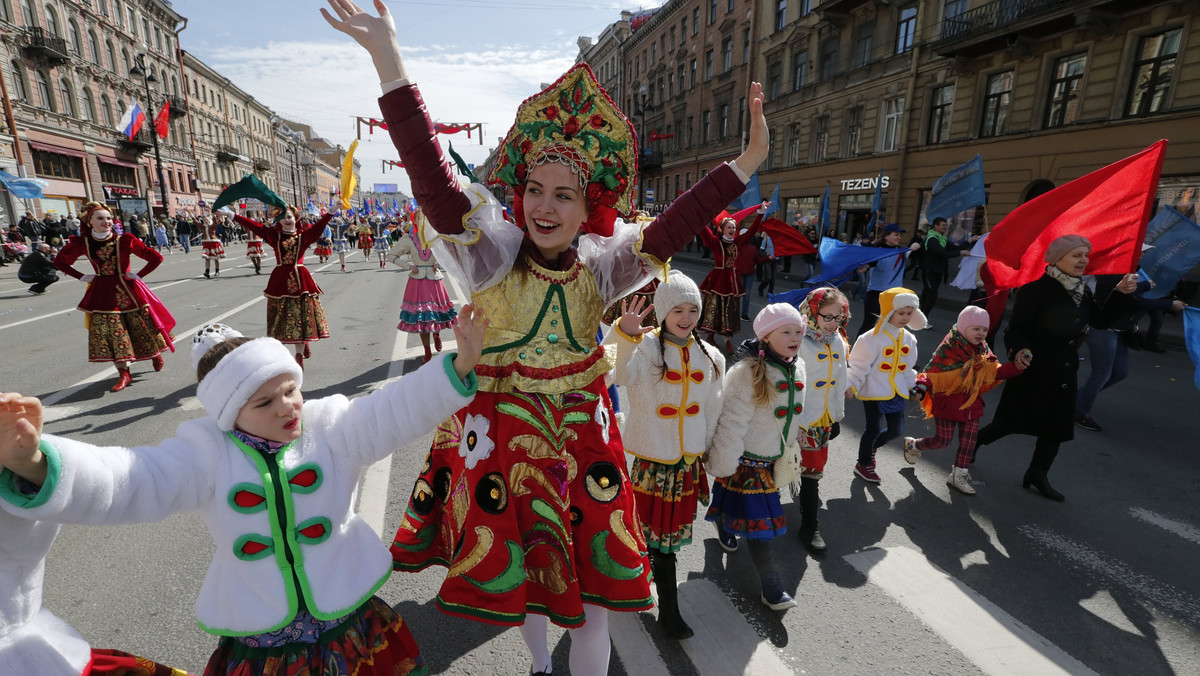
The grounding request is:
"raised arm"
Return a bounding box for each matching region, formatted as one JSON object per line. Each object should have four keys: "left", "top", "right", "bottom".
{"left": 234, "top": 215, "right": 273, "bottom": 242}
{"left": 301, "top": 214, "right": 334, "bottom": 248}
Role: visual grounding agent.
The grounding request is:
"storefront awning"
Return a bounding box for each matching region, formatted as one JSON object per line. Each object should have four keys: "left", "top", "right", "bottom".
{"left": 28, "top": 141, "right": 87, "bottom": 159}
{"left": 98, "top": 156, "right": 142, "bottom": 169}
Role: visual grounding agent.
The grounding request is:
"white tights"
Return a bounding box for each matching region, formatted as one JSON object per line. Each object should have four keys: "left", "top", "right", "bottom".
{"left": 518, "top": 604, "right": 611, "bottom": 676}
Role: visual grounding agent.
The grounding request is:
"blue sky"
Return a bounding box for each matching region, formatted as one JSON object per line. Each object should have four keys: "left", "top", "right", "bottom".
{"left": 177, "top": 0, "right": 647, "bottom": 195}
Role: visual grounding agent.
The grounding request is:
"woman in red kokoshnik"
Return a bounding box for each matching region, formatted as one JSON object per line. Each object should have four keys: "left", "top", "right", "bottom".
{"left": 54, "top": 201, "right": 176, "bottom": 391}
{"left": 324, "top": 2, "right": 770, "bottom": 674}
{"left": 231, "top": 202, "right": 333, "bottom": 367}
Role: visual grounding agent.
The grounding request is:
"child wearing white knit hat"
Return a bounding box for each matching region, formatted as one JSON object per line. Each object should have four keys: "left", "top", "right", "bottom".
{"left": 0, "top": 308, "right": 488, "bottom": 674}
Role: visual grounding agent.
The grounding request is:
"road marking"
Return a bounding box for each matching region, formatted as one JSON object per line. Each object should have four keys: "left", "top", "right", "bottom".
{"left": 356, "top": 326, "right": 410, "bottom": 537}
{"left": 608, "top": 611, "right": 672, "bottom": 676}
{"left": 676, "top": 579, "right": 793, "bottom": 675}
{"left": 1019, "top": 525, "right": 1200, "bottom": 624}
{"left": 845, "top": 545, "right": 1097, "bottom": 676}
{"left": 1129, "top": 507, "right": 1200, "bottom": 546}
{"left": 0, "top": 279, "right": 190, "bottom": 332}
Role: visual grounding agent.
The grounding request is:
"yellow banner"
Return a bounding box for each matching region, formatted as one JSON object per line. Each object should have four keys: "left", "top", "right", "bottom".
{"left": 340, "top": 140, "right": 358, "bottom": 210}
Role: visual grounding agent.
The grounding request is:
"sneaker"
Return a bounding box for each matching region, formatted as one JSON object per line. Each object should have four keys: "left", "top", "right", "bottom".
{"left": 854, "top": 462, "right": 882, "bottom": 484}
{"left": 903, "top": 437, "right": 922, "bottom": 465}
{"left": 740, "top": 313, "right": 751, "bottom": 321}
{"left": 1074, "top": 415, "right": 1102, "bottom": 432}
{"left": 716, "top": 527, "right": 738, "bottom": 553}
{"left": 947, "top": 467, "right": 977, "bottom": 495}
{"left": 760, "top": 589, "right": 797, "bottom": 611}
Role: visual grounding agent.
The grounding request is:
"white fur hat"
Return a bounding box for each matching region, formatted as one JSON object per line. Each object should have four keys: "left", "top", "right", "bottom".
{"left": 653, "top": 269, "right": 702, "bottom": 317}
{"left": 192, "top": 324, "right": 303, "bottom": 431}
{"left": 873, "top": 287, "right": 928, "bottom": 334}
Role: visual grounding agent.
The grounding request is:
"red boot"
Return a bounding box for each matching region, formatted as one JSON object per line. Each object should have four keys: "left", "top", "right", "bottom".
{"left": 433, "top": 333, "right": 443, "bottom": 352}
{"left": 303, "top": 342, "right": 312, "bottom": 358}
{"left": 422, "top": 344, "right": 433, "bottom": 364}
{"left": 152, "top": 354, "right": 165, "bottom": 371}
{"left": 111, "top": 369, "right": 132, "bottom": 392}
{"left": 295, "top": 353, "right": 304, "bottom": 369}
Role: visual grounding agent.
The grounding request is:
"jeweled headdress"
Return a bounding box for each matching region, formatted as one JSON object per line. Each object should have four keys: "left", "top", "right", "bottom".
{"left": 488, "top": 63, "right": 637, "bottom": 236}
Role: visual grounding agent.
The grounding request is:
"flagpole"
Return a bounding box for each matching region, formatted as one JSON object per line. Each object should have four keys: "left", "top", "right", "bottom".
{"left": 983, "top": 204, "right": 991, "bottom": 233}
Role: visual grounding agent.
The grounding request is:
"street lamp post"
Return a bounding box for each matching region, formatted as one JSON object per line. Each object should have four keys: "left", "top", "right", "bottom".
{"left": 129, "top": 53, "right": 170, "bottom": 219}
{"left": 269, "top": 116, "right": 302, "bottom": 206}
{"left": 635, "top": 84, "right": 652, "bottom": 211}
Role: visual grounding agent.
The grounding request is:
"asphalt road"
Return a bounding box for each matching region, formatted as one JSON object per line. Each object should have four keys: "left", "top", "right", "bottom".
{"left": 1, "top": 244, "right": 1197, "bottom": 675}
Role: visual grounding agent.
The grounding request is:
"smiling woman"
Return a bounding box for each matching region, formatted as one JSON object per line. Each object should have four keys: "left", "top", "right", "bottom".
{"left": 321, "top": 1, "right": 770, "bottom": 674}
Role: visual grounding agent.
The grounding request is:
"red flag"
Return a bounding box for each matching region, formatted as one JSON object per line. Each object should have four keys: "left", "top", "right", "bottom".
{"left": 153, "top": 100, "right": 170, "bottom": 139}
{"left": 759, "top": 218, "right": 817, "bottom": 257}
{"left": 985, "top": 140, "right": 1167, "bottom": 289}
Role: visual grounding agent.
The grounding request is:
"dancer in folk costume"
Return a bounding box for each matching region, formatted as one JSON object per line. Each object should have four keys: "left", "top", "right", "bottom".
{"left": 357, "top": 218, "right": 375, "bottom": 259}
{"left": 372, "top": 218, "right": 391, "bottom": 267}
{"left": 245, "top": 230, "right": 265, "bottom": 275}
{"left": 200, "top": 215, "right": 225, "bottom": 278}
{"left": 331, "top": 216, "right": 353, "bottom": 272}
{"left": 53, "top": 202, "right": 176, "bottom": 392}
{"left": 393, "top": 214, "right": 458, "bottom": 363}
{"left": 314, "top": 221, "right": 334, "bottom": 263}
{"left": 221, "top": 176, "right": 333, "bottom": 367}
{"left": 323, "top": 3, "right": 769, "bottom": 673}
{"left": 698, "top": 203, "right": 767, "bottom": 353}
{"left": 793, "top": 286, "right": 851, "bottom": 553}
{"left": 602, "top": 271, "right": 725, "bottom": 639}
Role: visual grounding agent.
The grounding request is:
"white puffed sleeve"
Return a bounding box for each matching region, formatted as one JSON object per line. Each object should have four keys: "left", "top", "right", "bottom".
{"left": 423, "top": 183, "right": 525, "bottom": 294}
{"left": 578, "top": 218, "right": 668, "bottom": 308}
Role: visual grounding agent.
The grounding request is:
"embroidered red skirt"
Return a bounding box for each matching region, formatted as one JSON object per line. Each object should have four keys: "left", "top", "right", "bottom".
{"left": 629, "top": 455, "right": 709, "bottom": 554}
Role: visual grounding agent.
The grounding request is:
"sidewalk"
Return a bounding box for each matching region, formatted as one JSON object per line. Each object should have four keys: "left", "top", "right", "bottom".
{"left": 671, "top": 250, "right": 1190, "bottom": 349}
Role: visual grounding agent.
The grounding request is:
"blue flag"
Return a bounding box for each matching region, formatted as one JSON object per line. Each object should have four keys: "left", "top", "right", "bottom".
{"left": 926, "top": 155, "right": 986, "bottom": 222}
{"left": 766, "top": 182, "right": 781, "bottom": 216}
{"left": 1184, "top": 307, "right": 1200, "bottom": 391}
{"left": 730, "top": 172, "right": 762, "bottom": 211}
{"left": 804, "top": 237, "right": 910, "bottom": 287}
{"left": 306, "top": 196, "right": 317, "bottom": 215}
{"left": 1140, "top": 206, "right": 1200, "bottom": 299}
{"left": 0, "top": 170, "right": 46, "bottom": 199}
{"left": 818, "top": 183, "right": 831, "bottom": 236}
{"left": 865, "top": 169, "right": 883, "bottom": 232}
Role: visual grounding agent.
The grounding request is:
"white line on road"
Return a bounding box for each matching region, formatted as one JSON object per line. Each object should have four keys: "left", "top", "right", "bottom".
{"left": 356, "top": 326, "right": 411, "bottom": 537}
{"left": 608, "top": 611, "right": 672, "bottom": 676}
{"left": 1129, "top": 507, "right": 1200, "bottom": 546}
{"left": 677, "top": 579, "right": 794, "bottom": 675}
{"left": 0, "top": 279, "right": 191, "bottom": 332}
{"left": 845, "top": 545, "right": 1097, "bottom": 676}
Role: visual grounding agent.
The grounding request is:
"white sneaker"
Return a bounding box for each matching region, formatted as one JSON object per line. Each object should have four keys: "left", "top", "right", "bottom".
{"left": 947, "top": 467, "right": 976, "bottom": 495}
{"left": 903, "top": 437, "right": 922, "bottom": 465}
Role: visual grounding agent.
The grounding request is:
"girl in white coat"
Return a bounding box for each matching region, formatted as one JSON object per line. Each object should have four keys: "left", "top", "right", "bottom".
{"left": 604, "top": 270, "right": 724, "bottom": 639}
{"left": 705, "top": 303, "right": 806, "bottom": 611}
{"left": 0, "top": 309, "right": 487, "bottom": 676}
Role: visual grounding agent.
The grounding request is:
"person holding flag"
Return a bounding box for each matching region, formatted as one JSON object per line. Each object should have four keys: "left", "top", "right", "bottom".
{"left": 854, "top": 223, "right": 921, "bottom": 338}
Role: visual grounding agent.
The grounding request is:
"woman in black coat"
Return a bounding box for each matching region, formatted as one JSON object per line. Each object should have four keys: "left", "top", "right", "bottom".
{"left": 976, "top": 235, "right": 1137, "bottom": 501}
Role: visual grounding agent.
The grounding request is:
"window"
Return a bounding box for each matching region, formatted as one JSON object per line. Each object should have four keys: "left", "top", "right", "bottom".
{"left": 670, "top": 27, "right": 676, "bottom": 51}
{"left": 738, "top": 96, "right": 745, "bottom": 138}
{"left": 36, "top": 70, "right": 54, "bottom": 112}
{"left": 743, "top": 28, "right": 751, "bottom": 64}
{"left": 786, "top": 123, "right": 801, "bottom": 165}
{"left": 793, "top": 50, "right": 808, "bottom": 89}
{"left": 811, "top": 115, "right": 829, "bottom": 163}
{"left": 121, "top": 49, "right": 130, "bottom": 77}
{"left": 20, "top": 0, "right": 34, "bottom": 26}
{"left": 44, "top": 6, "right": 59, "bottom": 36}
{"left": 100, "top": 162, "right": 136, "bottom": 186}
{"left": 690, "top": 59, "right": 697, "bottom": 87}
{"left": 692, "top": 8, "right": 700, "bottom": 34}
{"left": 668, "top": 72, "right": 674, "bottom": 98}
{"left": 709, "top": 0, "right": 717, "bottom": 24}
{"left": 100, "top": 93, "right": 113, "bottom": 126}
{"left": 651, "top": 43, "right": 656, "bottom": 65}
{"left": 68, "top": 19, "right": 81, "bottom": 53}
{"left": 686, "top": 115, "right": 694, "bottom": 146}
{"left": 54, "top": 79, "right": 72, "bottom": 118}
{"left": 728, "top": 0, "right": 735, "bottom": 11}
{"left": 681, "top": 17, "right": 687, "bottom": 41}
{"left": 32, "top": 150, "right": 84, "bottom": 179}
{"left": 113, "top": 2, "right": 121, "bottom": 25}
{"left": 702, "top": 109, "right": 711, "bottom": 142}
{"left": 928, "top": 85, "right": 954, "bottom": 143}
{"left": 719, "top": 102, "right": 729, "bottom": 138}
{"left": 127, "top": 5, "right": 136, "bottom": 33}
{"left": 81, "top": 87, "right": 94, "bottom": 122}
{"left": 722, "top": 37, "right": 733, "bottom": 72}
{"left": 799, "top": 0, "right": 812, "bottom": 15}
{"left": 1046, "top": 53, "right": 1086, "bottom": 127}
{"left": 767, "top": 60, "right": 782, "bottom": 99}
{"left": 87, "top": 31, "right": 99, "bottom": 64}
{"left": 677, "top": 64, "right": 686, "bottom": 93}
{"left": 897, "top": 4, "right": 917, "bottom": 54}
{"left": 775, "top": 0, "right": 787, "bottom": 32}
{"left": 1127, "top": 28, "right": 1182, "bottom": 117}
{"left": 98, "top": 0, "right": 108, "bottom": 17}
{"left": 106, "top": 41, "right": 115, "bottom": 71}
{"left": 155, "top": 27, "right": 163, "bottom": 52}
{"left": 882, "top": 96, "right": 905, "bottom": 151}
{"left": 171, "top": 75, "right": 178, "bottom": 96}
{"left": 705, "top": 50, "right": 713, "bottom": 79}
{"left": 9, "top": 61, "right": 26, "bottom": 101}
{"left": 942, "top": 0, "right": 967, "bottom": 37}
{"left": 980, "top": 71, "right": 1013, "bottom": 137}
{"left": 853, "top": 22, "right": 874, "bottom": 67}
{"left": 845, "top": 106, "right": 862, "bottom": 156}
{"left": 820, "top": 35, "right": 840, "bottom": 79}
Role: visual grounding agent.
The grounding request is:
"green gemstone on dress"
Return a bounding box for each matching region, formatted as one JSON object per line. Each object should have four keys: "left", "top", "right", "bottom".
{"left": 550, "top": 319, "right": 558, "bottom": 327}
{"left": 519, "top": 352, "right": 527, "bottom": 359}
{"left": 547, "top": 333, "right": 559, "bottom": 343}
{"left": 552, "top": 305, "right": 559, "bottom": 311}
{"left": 536, "top": 348, "right": 543, "bottom": 355}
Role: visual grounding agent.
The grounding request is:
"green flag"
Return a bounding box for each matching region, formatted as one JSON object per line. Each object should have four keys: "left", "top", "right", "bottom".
{"left": 212, "top": 174, "right": 287, "bottom": 213}
{"left": 448, "top": 142, "right": 477, "bottom": 183}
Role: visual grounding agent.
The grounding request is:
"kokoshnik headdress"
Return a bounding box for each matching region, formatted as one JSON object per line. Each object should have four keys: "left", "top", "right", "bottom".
{"left": 487, "top": 63, "right": 637, "bottom": 237}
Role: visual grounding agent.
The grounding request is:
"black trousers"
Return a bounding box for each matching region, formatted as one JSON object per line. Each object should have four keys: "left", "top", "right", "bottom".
{"left": 19, "top": 271, "right": 58, "bottom": 292}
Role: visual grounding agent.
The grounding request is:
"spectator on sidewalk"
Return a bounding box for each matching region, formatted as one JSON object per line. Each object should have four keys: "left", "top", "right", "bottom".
{"left": 18, "top": 243, "right": 59, "bottom": 294}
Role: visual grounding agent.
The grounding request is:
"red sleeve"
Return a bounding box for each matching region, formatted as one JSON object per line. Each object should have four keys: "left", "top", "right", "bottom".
{"left": 126, "top": 234, "right": 163, "bottom": 278}
{"left": 378, "top": 85, "right": 471, "bottom": 235}
{"left": 996, "top": 360, "right": 1023, "bottom": 381}
{"left": 234, "top": 215, "right": 276, "bottom": 246}
{"left": 640, "top": 163, "right": 747, "bottom": 261}
{"left": 736, "top": 213, "right": 765, "bottom": 245}
{"left": 301, "top": 214, "right": 333, "bottom": 248}
{"left": 54, "top": 236, "right": 87, "bottom": 279}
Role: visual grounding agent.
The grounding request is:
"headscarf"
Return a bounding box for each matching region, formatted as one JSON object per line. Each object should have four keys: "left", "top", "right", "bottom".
{"left": 919, "top": 327, "right": 1002, "bottom": 418}
{"left": 799, "top": 286, "right": 850, "bottom": 346}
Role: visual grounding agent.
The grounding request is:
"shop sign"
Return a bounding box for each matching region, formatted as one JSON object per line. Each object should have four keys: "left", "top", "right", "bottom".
{"left": 175, "top": 196, "right": 197, "bottom": 206}
{"left": 840, "top": 175, "right": 891, "bottom": 191}
{"left": 102, "top": 184, "right": 141, "bottom": 200}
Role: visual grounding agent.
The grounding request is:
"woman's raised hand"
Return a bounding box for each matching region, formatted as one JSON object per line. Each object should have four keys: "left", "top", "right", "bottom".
{"left": 617, "top": 297, "right": 655, "bottom": 337}
{"left": 451, "top": 303, "right": 490, "bottom": 380}
{"left": 320, "top": 0, "right": 406, "bottom": 83}
{"left": 735, "top": 82, "right": 769, "bottom": 174}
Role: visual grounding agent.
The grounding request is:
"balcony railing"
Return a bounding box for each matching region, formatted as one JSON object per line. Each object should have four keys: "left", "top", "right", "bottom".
{"left": 216, "top": 146, "right": 240, "bottom": 163}
{"left": 936, "top": 0, "right": 1079, "bottom": 44}
{"left": 254, "top": 157, "right": 272, "bottom": 171}
{"left": 167, "top": 96, "right": 188, "bottom": 118}
{"left": 640, "top": 149, "right": 663, "bottom": 170}
{"left": 24, "top": 27, "right": 70, "bottom": 66}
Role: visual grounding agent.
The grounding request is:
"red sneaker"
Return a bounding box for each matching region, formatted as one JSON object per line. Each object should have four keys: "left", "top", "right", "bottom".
{"left": 854, "top": 462, "right": 882, "bottom": 484}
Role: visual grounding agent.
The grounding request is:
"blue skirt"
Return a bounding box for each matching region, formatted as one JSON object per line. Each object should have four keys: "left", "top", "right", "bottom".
{"left": 705, "top": 457, "right": 785, "bottom": 541}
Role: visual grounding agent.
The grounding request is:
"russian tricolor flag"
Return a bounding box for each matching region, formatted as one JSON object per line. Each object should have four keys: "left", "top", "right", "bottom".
{"left": 116, "top": 101, "right": 145, "bottom": 139}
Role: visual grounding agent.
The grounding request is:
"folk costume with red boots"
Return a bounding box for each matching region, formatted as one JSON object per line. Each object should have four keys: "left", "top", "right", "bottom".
{"left": 382, "top": 64, "right": 751, "bottom": 629}
{"left": 698, "top": 209, "right": 764, "bottom": 346}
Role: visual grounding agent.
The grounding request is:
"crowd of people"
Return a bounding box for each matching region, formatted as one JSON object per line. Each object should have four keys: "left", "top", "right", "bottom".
{"left": 0, "top": 2, "right": 1191, "bottom": 675}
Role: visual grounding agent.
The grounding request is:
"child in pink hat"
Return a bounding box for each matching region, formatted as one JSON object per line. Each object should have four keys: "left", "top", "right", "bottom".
{"left": 904, "top": 305, "right": 1030, "bottom": 494}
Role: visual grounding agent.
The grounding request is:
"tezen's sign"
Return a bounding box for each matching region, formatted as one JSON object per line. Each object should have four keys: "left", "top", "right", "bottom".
{"left": 840, "top": 175, "right": 891, "bottom": 191}
{"left": 102, "top": 184, "right": 141, "bottom": 200}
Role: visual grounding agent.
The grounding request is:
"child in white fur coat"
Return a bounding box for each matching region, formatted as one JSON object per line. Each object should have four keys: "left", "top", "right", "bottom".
{"left": 0, "top": 306, "right": 487, "bottom": 675}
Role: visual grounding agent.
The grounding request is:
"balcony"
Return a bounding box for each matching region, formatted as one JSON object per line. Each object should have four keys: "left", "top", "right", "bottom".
{"left": 117, "top": 133, "right": 153, "bottom": 155}
{"left": 930, "top": 0, "right": 1143, "bottom": 58}
{"left": 216, "top": 146, "right": 240, "bottom": 163}
{"left": 814, "top": 0, "right": 872, "bottom": 19}
{"left": 254, "top": 156, "right": 272, "bottom": 171}
{"left": 24, "top": 27, "right": 70, "bottom": 67}
{"left": 167, "top": 95, "right": 188, "bottom": 119}
{"left": 640, "top": 149, "right": 663, "bottom": 170}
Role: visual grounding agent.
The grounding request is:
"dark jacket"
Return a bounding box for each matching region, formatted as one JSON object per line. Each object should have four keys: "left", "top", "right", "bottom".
{"left": 1090, "top": 275, "right": 1174, "bottom": 331}
{"left": 990, "top": 273, "right": 1133, "bottom": 441}
{"left": 921, "top": 232, "right": 963, "bottom": 276}
{"left": 18, "top": 247, "right": 58, "bottom": 282}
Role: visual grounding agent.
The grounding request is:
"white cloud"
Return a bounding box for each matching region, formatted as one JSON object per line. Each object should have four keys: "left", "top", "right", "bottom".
{"left": 200, "top": 39, "right": 578, "bottom": 197}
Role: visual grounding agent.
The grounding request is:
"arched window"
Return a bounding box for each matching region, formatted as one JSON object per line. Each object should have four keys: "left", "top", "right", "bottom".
{"left": 88, "top": 31, "right": 100, "bottom": 64}
{"left": 81, "top": 87, "right": 95, "bottom": 122}
{"left": 106, "top": 41, "right": 116, "bottom": 71}
{"left": 121, "top": 49, "right": 130, "bottom": 77}
{"left": 10, "top": 61, "right": 27, "bottom": 101}
{"left": 68, "top": 19, "right": 81, "bottom": 54}
{"left": 100, "top": 93, "right": 113, "bottom": 127}
{"left": 97, "top": 0, "right": 108, "bottom": 17}
{"left": 59, "top": 79, "right": 74, "bottom": 117}
{"left": 44, "top": 6, "right": 59, "bottom": 36}
{"left": 20, "top": 0, "right": 35, "bottom": 27}
{"left": 170, "top": 75, "right": 178, "bottom": 96}
{"left": 36, "top": 71, "right": 54, "bottom": 112}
